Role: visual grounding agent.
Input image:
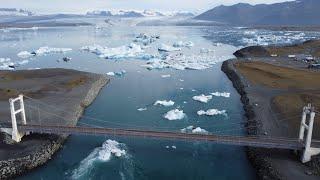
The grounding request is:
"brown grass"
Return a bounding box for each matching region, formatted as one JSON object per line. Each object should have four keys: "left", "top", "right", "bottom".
{"left": 0, "top": 72, "right": 25, "bottom": 82}
{"left": 266, "top": 40, "right": 320, "bottom": 57}
{"left": 0, "top": 88, "right": 19, "bottom": 100}
{"left": 272, "top": 93, "right": 320, "bottom": 138}
{"left": 235, "top": 61, "right": 320, "bottom": 89}
{"left": 64, "top": 76, "right": 88, "bottom": 89}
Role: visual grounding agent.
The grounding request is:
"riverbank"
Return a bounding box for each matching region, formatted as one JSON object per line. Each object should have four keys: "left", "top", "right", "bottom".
{"left": 222, "top": 40, "right": 320, "bottom": 179}
{"left": 0, "top": 68, "right": 109, "bottom": 179}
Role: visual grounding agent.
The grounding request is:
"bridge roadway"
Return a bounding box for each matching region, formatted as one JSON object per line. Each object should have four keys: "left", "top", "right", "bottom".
{"left": 8, "top": 124, "right": 311, "bottom": 150}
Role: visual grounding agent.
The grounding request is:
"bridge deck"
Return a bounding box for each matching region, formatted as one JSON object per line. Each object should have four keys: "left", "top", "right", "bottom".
{"left": 14, "top": 124, "right": 307, "bottom": 150}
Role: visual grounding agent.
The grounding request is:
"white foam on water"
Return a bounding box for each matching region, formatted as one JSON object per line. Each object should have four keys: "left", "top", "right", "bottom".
{"left": 163, "top": 109, "right": 186, "bottom": 120}
{"left": 197, "top": 109, "right": 227, "bottom": 116}
{"left": 154, "top": 100, "right": 175, "bottom": 107}
{"left": 192, "top": 94, "right": 212, "bottom": 103}
{"left": 211, "top": 92, "right": 231, "bottom": 98}
{"left": 71, "top": 140, "right": 126, "bottom": 179}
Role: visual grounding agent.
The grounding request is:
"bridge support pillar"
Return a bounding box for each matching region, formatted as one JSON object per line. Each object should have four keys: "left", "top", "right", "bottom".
{"left": 299, "top": 104, "right": 320, "bottom": 163}
{"left": 9, "top": 94, "right": 27, "bottom": 143}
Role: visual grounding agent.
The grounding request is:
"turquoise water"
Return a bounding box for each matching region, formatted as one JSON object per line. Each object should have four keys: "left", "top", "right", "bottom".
{"left": 2, "top": 23, "right": 318, "bottom": 180}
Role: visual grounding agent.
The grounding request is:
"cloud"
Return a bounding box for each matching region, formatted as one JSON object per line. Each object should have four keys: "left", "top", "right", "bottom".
{"left": 1, "top": 0, "right": 295, "bottom": 14}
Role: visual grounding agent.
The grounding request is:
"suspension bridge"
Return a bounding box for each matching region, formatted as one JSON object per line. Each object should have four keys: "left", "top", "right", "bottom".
{"left": 1, "top": 94, "right": 320, "bottom": 163}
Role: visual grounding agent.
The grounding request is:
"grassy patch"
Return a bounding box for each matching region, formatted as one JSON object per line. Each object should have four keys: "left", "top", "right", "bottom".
{"left": 266, "top": 40, "right": 320, "bottom": 57}
{"left": 272, "top": 93, "right": 320, "bottom": 138}
{"left": 235, "top": 61, "right": 320, "bottom": 89}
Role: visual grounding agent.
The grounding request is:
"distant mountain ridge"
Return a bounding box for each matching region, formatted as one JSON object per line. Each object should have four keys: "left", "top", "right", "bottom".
{"left": 195, "top": 0, "right": 320, "bottom": 26}
{"left": 86, "top": 10, "right": 195, "bottom": 18}
{"left": 0, "top": 8, "right": 33, "bottom": 16}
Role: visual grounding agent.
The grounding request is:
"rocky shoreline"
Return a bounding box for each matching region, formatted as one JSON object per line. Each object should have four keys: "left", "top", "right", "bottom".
{"left": 0, "top": 73, "right": 109, "bottom": 179}
{"left": 222, "top": 59, "right": 284, "bottom": 180}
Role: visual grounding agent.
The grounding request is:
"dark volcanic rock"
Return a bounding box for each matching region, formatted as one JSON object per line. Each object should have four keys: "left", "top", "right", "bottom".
{"left": 233, "top": 46, "right": 269, "bottom": 58}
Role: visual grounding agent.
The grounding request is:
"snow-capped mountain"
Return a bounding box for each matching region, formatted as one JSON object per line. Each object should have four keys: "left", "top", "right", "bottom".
{"left": 0, "top": 8, "right": 33, "bottom": 16}
{"left": 86, "top": 10, "right": 195, "bottom": 18}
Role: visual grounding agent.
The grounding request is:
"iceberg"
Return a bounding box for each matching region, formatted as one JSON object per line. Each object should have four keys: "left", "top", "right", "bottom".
{"left": 158, "top": 44, "right": 181, "bottom": 52}
{"left": 17, "top": 51, "right": 34, "bottom": 58}
{"left": 192, "top": 94, "right": 212, "bottom": 103}
{"left": 137, "top": 107, "right": 147, "bottom": 111}
{"left": 173, "top": 41, "right": 194, "bottom": 48}
{"left": 133, "top": 33, "right": 158, "bottom": 46}
{"left": 154, "top": 100, "right": 175, "bottom": 107}
{"left": 106, "top": 72, "right": 115, "bottom": 76}
{"left": 161, "top": 74, "right": 171, "bottom": 78}
{"left": 211, "top": 92, "right": 231, "bottom": 98}
{"left": 17, "top": 47, "right": 72, "bottom": 58}
{"left": 0, "top": 58, "right": 14, "bottom": 70}
{"left": 180, "top": 126, "right": 209, "bottom": 135}
{"left": 81, "top": 43, "right": 154, "bottom": 60}
{"left": 71, "top": 139, "right": 126, "bottom": 179}
{"left": 163, "top": 109, "right": 186, "bottom": 120}
{"left": 197, "top": 109, "right": 227, "bottom": 116}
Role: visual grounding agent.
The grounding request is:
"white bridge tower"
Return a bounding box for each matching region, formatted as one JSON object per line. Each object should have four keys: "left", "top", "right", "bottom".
{"left": 9, "top": 94, "right": 27, "bottom": 142}
{"left": 299, "top": 104, "right": 320, "bottom": 163}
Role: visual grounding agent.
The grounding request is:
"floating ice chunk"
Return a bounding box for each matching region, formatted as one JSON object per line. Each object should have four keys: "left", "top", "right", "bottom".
{"left": 161, "top": 74, "right": 171, "bottom": 78}
{"left": 106, "top": 72, "right": 115, "bottom": 76}
{"left": 211, "top": 92, "right": 231, "bottom": 98}
{"left": 81, "top": 43, "right": 152, "bottom": 60}
{"left": 163, "top": 109, "right": 186, "bottom": 120}
{"left": 288, "top": 55, "right": 296, "bottom": 58}
{"left": 0, "top": 58, "right": 15, "bottom": 70}
{"left": 179, "top": 79, "right": 184, "bottom": 82}
{"left": 180, "top": 126, "right": 209, "bottom": 135}
{"left": 192, "top": 94, "right": 212, "bottom": 103}
{"left": 173, "top": 41, "right": 194, "bottom": 48}
{"left": 137, "top": 107, "right": 147, "bottom": 111}
{"left": 35, "top": 46, "right": 72, "bottom": 55}
{"left": 172, "top": 146, "right": 177, "bottom": 149}
{"left": 180, "top": 88, "right": 184, "bottom": 90}
{"left": 71, "top": 139, "right": 126, "bottom": 179}
{"left": 134, "top": 33, "right": 158, "bottom": 46}
{"left": 17, "top": 51, "right": 34, "bottom": 58}
{"left": 115, "top": 70, "right": 126, "bottom": 76}
{"left": 154, "top": 100, "right": 175, "bottom": 107}
{"left": 165, "top": 146, "right": 170, "bottom": 149}
{"left": 197, "top": 109, "right": 227, "bottom": 116}
{"left": 158, "top": 44, "right": 181, "bottom": 52}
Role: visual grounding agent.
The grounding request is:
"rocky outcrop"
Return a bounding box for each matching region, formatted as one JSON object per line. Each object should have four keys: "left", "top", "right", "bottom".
{"left": 221, "top": 59, "right": 282, "bottom": 180}
{"left": 0, "top": 75, "right": 109, "bottom": 179}
{"left": 233, "top": 46, "right": 269, "bottom": 58}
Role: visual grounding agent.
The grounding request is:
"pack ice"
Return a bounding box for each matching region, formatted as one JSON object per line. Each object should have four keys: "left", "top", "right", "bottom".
{"left": 81, "top": 43, "right": 154, "bottom": 60}
{"left": 197, "top": 109, "right": 227, "bottom": 116}
{"left": 17, "top": 46, "right": 72, "bottom": 58}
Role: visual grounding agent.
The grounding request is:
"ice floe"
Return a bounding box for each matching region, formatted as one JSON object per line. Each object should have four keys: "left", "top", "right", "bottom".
{"left": 211, "top": 92, "right": 231, "bottom": 98}
{"left": 158, "top": 44, "right": 181, "bottom": 52}
{"left": 192, "top": 94, "right": 212, "bottom": 103}
{"left": 163, "top": 109, "right": 186, "bottom": 120}
{"left": 154, "top": 100, "right": 175, "bottom": 107}
{"left": 161, "top": 74, "right": 171, "bottom": 78}
{"left": 197, "top": 109, "right": 227, "bottom": 116}
{"left": 133, "top": 33, "right": 159, "bottom": 46}
{"left": 173, "top": 41, "right": 194, "bottom": 48}
{"left": 71, "top": 139, "right": 126, "bottom": 179}
{"left": 17, "top": 46, "right": 72, "bottom": 58}
{"left": 0, "top": 58, "right": 14, "bottom": 70}
{"left": 81, "top": 43, "right": 154, "bottom": 60}
{"left": 180, "top": 126, "right": 209, "bottom": 135}
{"left": 106, "top": 72, "right": 115, "bottom": 76}
{"left": 137, "top": 107, "right": 147, "bottom": 111}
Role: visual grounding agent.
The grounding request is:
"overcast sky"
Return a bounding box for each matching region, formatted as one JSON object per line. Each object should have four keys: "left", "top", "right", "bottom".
{"left": 1, "top": 0, "right": 294, "bottom": 14}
